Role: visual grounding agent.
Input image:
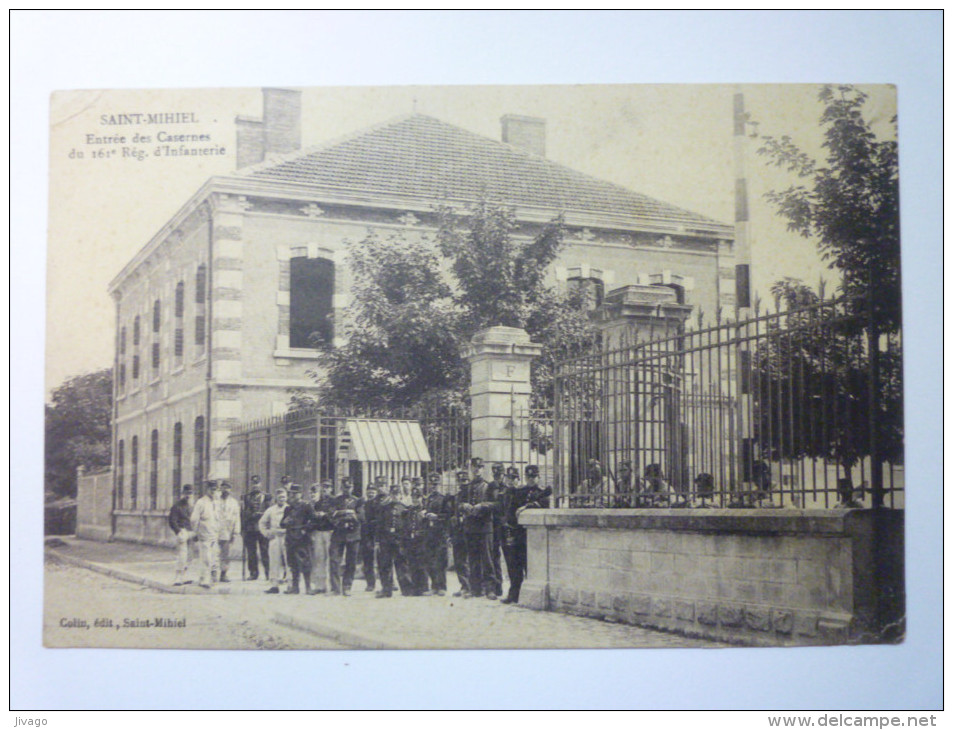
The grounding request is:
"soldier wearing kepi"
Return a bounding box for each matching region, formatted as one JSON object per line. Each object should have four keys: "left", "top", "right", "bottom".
{"left": 396, "top": 486, "right": 429, "bottom": 596}
{"left": 279, "top": 484, "right": 318, "bottom": 594}
{"left": 461, "top": 457, "right": 500, "bottom": 600}
{"left": 240, "top": 475, "right": 270, "bottom": 581}
{"left": 500, "top": 464, "right": 552, "bottom": 604}
{"left": 309, "top": 482, "right": 335, "bottom": 594}
{"left": 449, "top": 469, "right": 471, "bottom": 597}
{"left": 422, "top": 471, "right": 450, "bottom": 596}
{"left": 488, "top": 462, "right": 506, "bottom": 598}
{"left": 258, "top": 487, "right": 288, "bottom": 594}
{"left": 360, "top": 477, "right": 386, "bottom": 592}
{"left": 328, "top": 478, "right": 362, "bottom": 597}
{"left": 374, "top": 485, "right": 403, "bottom": 598}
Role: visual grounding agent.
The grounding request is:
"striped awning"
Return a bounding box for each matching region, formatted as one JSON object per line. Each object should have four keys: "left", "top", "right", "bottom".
{"left": 345, "top": 419, "right": 431, "bottom": 463}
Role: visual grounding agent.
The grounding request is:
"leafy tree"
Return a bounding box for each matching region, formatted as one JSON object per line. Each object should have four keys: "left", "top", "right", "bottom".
{"left": 751, "top": 279, "right": 903, "bottom": 484}
{"left": 45, "top": 368, "right": 113, "bottom": 497}
{"left": 303, "top": 200, "right": 596, "bottom": 410}
{"left": 757, "top": 85, "right": 900, "bottom": 334}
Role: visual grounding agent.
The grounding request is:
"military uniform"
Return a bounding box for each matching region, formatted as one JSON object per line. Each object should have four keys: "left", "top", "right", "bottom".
{"left": 448, "top": 472, "right": 471, "bottom": 596}
{"left": 500, "top": 466, "right": 551, "bottom": 604}
{"left": 462, "top": 466, "right": 500, "bottom": 599}
{"left": 422, "top": 484, "right": 450, "bottom": 594}
{"left": 240, "top": 484, "right": 270, "bottom": 579}
{"left": 488, "top": 466, "right": 506, "bottom": 597}
{"left": 279, "top": 488, "right": 318, "bottom": 594}
{"left": 329, "top": 491, "right": 362, "bottom": 596}
{"left": 375, "top": 493, "right": 404, "bottom": 597}
{"left": 396, "top": 501, "right": 429, "bottom": 596}
{"left": 361, "top": 489, "right": 383, "bottom": 591}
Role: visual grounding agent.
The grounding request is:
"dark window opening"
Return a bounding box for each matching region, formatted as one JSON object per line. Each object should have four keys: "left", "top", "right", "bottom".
{"left": 568, "top": 276, "right": 605, "bottom": 311}
{"left": 149, "top": 429, "right": 159, "bottom": 510}
{"left": 119, "top": 326, "right": 126, "bottom": 355}
{"left": 152, "top": 300, "right": 161, "bottom": 332}
{"left": 290, "top": 256, "right": 334, "bottom": 348}
{"left": 195, "top": 315, "right": 206, "bottom": 347}
{"left": 130, "top": 435, "right": 139, "bottom": 509}
{"left": 116, "top": 440, "right": 125, "bottom": 509}
{"left": 193, "top": 416, "right": 205, "bottom": 485}
{"left": 174, "top": 329, "right": 184, "bottom": 358}
{"left": 119, "top": 363, "right": 126, "bottom": 390}
{"left": 152, "top": 342, "right": 160, "bottom": 371}
{"left": 132, "top": 354, "right": 140, "bottom": 380}
{"left": 175, "top": 282, "right": 185, "bottom": 317}
{"left": 172, "top": 423, "right": 182, "bottom": 501}
{"left": 195, "top": 265, "right": 206, "bottom": 304}
{"left": 133, "top": 316, "right": 140, "bottom": 346}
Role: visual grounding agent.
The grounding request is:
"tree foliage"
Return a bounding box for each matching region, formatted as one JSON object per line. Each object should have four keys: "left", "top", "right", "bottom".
{"left": 757, "top": 85, "right": 900, "bottom": 333}
{"left": 305, "top": 200, "right": 596, "bottom": 410}
{"left": 45, "top": 368, "right": 113, "bottom": 497}
{"left": 752, "top": 279, "right": 903, "bottom": 477}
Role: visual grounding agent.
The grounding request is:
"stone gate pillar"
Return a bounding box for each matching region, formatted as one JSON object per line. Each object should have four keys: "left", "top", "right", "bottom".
{"left": 464, "top": 326, "right": 543, "bottom": 468}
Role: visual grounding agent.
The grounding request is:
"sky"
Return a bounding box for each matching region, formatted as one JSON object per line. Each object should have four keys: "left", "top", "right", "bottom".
{"left": 45, "top": 82, "right": 897, "bottom": 393}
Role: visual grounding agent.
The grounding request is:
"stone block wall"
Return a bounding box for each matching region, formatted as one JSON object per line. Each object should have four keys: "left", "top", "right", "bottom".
{"left": 519, "top": 509, "right": 903, "bottom": 646}
{"left": 76, "top": 468, "right": 113, "bottom": 541}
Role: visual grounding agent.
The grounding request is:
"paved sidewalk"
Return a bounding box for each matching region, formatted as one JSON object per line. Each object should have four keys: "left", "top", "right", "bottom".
{"left": 46, "top": 536, "right": 727, "bottom": 650}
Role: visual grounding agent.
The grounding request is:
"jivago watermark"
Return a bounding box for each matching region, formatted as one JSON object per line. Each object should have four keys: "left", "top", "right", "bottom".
{"left": 12, "top": 719, "right": 48, "bottom": 728}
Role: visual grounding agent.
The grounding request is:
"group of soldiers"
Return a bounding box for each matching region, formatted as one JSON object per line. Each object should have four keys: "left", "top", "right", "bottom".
{"left": 171, "top": 457, "right": 551, "bottom": 603}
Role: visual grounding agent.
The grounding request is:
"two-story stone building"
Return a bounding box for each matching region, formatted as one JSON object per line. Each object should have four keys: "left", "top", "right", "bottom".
{"left": 108, "top": 87, "right": 733, "bottom": 543}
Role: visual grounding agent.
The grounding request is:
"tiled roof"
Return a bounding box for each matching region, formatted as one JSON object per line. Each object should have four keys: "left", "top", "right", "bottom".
{"left": 233, "top": 114, "right": 725, "bottom": 231}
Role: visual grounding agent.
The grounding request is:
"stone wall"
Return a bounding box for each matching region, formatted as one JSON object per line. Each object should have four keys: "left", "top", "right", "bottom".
{"left": 76, "top": 468, "right": 113, "bottom": 541}
{"left": 518, "top": 508, "right": 903, "bottom": 646}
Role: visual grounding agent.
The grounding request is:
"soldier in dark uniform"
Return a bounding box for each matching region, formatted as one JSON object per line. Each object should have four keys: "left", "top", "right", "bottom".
{"left": 461, "top": 457, "right": 500, "bottom": 600}
{"left": 396, "top": 488, "right": 429, "bottom": 596}
{"left": 240, "top": 475, "right": 270, "bottom": 580}
{"left": 279, "top": 484, "right": 318, "bottom": 594}
{"left": 374, "top": 485, "right": 403, "bottom": 598}
{"left": 328, "top": 478, "right": 362, "bottom": 597}
{"left": 500, "top": 464, "right": 552, "bottom": 604}
{"left": 422, "top": 471, "right": 450, "bottom": 596}
{"left": 360, "top": 478, "right": 385, "bottom": 592}
{"left": 488, "top": 463, "right": 506, "bottom": 598}
{"left": 449, "top": 469, "right": 471, "bottom": 597}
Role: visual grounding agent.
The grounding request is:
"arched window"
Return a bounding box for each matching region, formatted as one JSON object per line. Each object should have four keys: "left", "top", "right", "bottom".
{"left": 130, "top": 435, "right": 139, "bottom": 509}
{"left": 116, "top": 439, "right": 125, "bottom": 509}
{"left": 193, "top": 416, "right": 205, "bottom": 485}
{"left": 172, "top": 423, "right": 183, "bottom": 501}
{"left": 289, "top": 256, "right": 334, "bottom": 348}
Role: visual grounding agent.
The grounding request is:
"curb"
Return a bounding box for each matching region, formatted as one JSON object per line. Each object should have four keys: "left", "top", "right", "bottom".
{"left": 272, "top": 612, "right": 402, "bottom": 650}
{"left": 46, "top": 548, "right": 230, "bottom": 595}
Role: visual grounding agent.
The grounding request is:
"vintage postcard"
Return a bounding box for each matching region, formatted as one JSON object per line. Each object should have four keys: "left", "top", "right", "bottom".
{"left": 44, "top": 83, "right": 903, "bottom": 650}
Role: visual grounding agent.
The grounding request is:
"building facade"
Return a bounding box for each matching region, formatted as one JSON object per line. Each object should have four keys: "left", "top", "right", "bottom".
{"left": 108, "top": 88, "right": 733, "bottom": 544}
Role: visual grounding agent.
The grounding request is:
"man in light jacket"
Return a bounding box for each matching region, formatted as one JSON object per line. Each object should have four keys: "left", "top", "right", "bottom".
{"left": 190, "top": 480, "right": 222, "bottom": 588}
{"left": 258, "top": 487, "right": 288, "bottom": 594}
{"left": 217, "top": 481, "right": 242, "bottom": 582}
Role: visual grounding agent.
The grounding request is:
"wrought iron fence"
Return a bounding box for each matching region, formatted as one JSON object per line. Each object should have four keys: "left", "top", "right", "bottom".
{"left": 229, "top": 404, "right": 470, "bottom": 496}
{"left": 552, "top": 294, "right": 903, "bottom": 509}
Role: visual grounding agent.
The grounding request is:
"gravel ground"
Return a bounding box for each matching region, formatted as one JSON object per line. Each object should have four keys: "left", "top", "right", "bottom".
{"left": 44, "top": 555, "right": 348, "bottom": 650}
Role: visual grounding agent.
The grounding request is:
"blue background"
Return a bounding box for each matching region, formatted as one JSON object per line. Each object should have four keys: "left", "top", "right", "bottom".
{"left": 10, "top": 10, "right": 942, "bottom": 710}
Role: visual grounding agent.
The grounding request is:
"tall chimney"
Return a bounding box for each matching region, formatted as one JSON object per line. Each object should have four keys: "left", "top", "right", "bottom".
{"left": 501, "top": 114, "right": 546, "bottom": 156}
{"left": 262, "top": 87, "right": 301, "bottom": 158}
{"left": 235, "top": 115, "right": 264, "bottom": 169}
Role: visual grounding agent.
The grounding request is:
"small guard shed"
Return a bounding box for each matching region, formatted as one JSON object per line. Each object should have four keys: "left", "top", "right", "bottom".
{"left": 340, "top": 418, "right": 431, "bottom": 493}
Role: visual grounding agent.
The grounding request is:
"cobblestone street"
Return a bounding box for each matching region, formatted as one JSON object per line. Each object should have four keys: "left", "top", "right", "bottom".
{"left": 45, "top": 537, "right": 726, "bottom": 650}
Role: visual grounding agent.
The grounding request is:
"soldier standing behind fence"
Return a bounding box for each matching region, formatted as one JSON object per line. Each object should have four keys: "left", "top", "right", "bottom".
{"left": 422, "top": 471, "right": 449, "bottom": 596}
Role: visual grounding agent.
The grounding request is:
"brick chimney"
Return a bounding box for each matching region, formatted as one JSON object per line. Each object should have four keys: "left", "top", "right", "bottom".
{"left": 235, "top": 88, "right": 302, "bottom": 168}
{"left": 501, "top": 114, "right": 546, "bottom": 156}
